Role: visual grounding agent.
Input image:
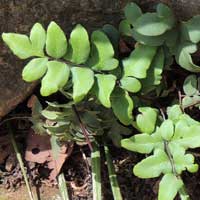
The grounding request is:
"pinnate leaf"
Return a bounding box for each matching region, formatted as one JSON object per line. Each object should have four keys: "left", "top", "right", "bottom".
{"left": 123, "top": 44, "right": 157, "bottom": 79}
{"left": 158, "top": 174, "right": 183, "bottom": 200}
{"left": 22, "top": 57, "right": 48, "bottom": 82}
{"left": 132, "top": 30, "right": 166, "bottom": 46}
{"left": 111, "top": 88, "right": 133, "bottom": 125}
{"left": 141, "top": 47, "right": 164, "bottom": 93}
{"left": 30, "top": 23, "right": 46, "bottom": 56}
{"left": 65, "top": 24, "right": 90, "bottom": 64}
{"left": 167, "top": 105, "right": 183, "bottom": 123}
{"left": 95, "top": 74, "right": 116, "bottom": 108}
{"left": 71, "top": 67, "right": 94, "bottom": 103}
{"left": 2, "top": 33, "right": 34, "bottom": 59}
{"left": 134, "top": 12, "right": 174, "bottom": 36}
{"left": 120, "top": 77, "right": 141, "bottom": 93}
{"left": 183, "top": 16, "right": 200, "bottom": 43}
{"left": 136, "top": 107, "right": 158, "bottom": 134}
{"left": 41, "top": 61, "right": 70, "bottom": 96}
{"left": 124, "top": 2, "right": 142, "bottom": 25}
{"left": 121, "top": 133, "right": 162, "bottom": 154}
{"left": 119, "top": 20, "right": 132, "bottom": 36}
{"left": 46, "top": 21, "right": 67, "bottom": 58}
{"left": 88, "top": 30, "right": 118, "bottom": 71}
{"left": 160, "top": 119, "right": 174, "bottom": 141}
{"left": 183, "top": 75, "right": 198, "bottom": 96}
{"left": 133, "top": 149, "right": 172, "bottom": 178}
{"left": 175, "top": 42, "right": 200, "bottom": 72}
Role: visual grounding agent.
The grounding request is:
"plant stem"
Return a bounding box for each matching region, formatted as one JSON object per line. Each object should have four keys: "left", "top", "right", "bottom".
{"left": 58, "top": 173, "right": 70, "bottom": 200}
{"left": 104, "top": 143, "right": 122, "bottom": 200}
{"left": 91, "top": 143, "right": 101, "bottom": 200}
{"left": 72, "top": 105, "right": 93, "bottom": 151}
{"left": 7, "top": 123, "right": 35, "bottom": 200}
{"left": 164, "top": 140, "right": 191, "bottom": 200}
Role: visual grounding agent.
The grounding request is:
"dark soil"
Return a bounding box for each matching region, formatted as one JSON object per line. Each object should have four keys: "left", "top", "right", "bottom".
{"left": 1, "top": 108, "right": 200, "bottom": 200}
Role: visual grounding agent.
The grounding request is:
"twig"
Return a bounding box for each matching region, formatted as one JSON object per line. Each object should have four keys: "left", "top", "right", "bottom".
{"left": 72, "top": 105, "right": 93, "bottom": 151}
{"left": 0, "top": 116, "right": 31, "bottom": 127}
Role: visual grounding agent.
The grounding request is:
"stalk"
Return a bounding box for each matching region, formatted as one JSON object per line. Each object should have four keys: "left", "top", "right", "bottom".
{"left": 7, "top": 123, "right": 35, "bottom": 200}
{"left": 91, "top": 143, "right": 101, "bottom": 200}
{"left": 104, "top": 144, "right": 122, "bottom": 200}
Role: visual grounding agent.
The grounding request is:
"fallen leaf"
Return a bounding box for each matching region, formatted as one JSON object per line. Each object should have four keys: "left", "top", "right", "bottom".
{"left": 25, "top": 129, "right": 73, "bottom": 180}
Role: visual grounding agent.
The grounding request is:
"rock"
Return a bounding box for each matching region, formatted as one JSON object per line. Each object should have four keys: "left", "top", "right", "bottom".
{"left": 1, "top": 0, "right": 200, "bottom": 118}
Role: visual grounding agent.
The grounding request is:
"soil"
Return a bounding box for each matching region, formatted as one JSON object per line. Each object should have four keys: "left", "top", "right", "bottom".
{"left": 1, "top": 107, "right": 200, "bottom": 200}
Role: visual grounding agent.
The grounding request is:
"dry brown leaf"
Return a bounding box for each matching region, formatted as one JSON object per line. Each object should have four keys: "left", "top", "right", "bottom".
{"left": 25, "top": 129, "right": 73, "bottom": 180}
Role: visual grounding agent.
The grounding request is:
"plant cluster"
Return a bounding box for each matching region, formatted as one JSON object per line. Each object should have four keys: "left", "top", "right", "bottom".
{"left": 2, "top": 2, "right": 200, "bottom": 200}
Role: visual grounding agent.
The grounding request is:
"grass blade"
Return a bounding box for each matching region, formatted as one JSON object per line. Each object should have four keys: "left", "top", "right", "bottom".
{"left": 50, "top": 135, "right": 70, "bottom": 200}
{"left": 58, "top": 173, "right": 70, "bottom": 200}
{"left": 104, "top": 144, "right": 123, "bottom": 200}
{"left": 91, "top": 143, "right": 101, "bottom": 200}
{"left": 7, "top": 123, "right": 35, "bottom": 200}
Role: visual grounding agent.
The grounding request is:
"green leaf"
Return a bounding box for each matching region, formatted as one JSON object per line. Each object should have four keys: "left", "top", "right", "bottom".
{"left": 172, "top": 125, "right": 200, "bottom": 149}
{"left": 111, "top": 88, "right": 133, "bottom": 125}
{"left": 41, "top": 61, "right": 70, "bottom": 96}
{"left": 121, "top": 133, "right": 162, "bottom": 154}
{"left": 95, "top": 74, "right": 116, "bottom": 108}
{"left": 22, "top": 57, "right": 48, "bottom": 82}
{"left": 175, "top": 42, "right": 200, "bottom": 72}
{"left": 71, "top": 67, "right": 94, "bottom": 103}
{"left": 88, "top": 30, "right": 118, "bottom": 71}
{"left": 167, "top": 105, "right": 183, "bottom": 123}
{"left": 30, "top": 23, "right": 46, "bottom": 56}
{"left": 104, "top": 144, "right": 123, "bottom": 200}
{"left": 64, "top": 24, "right": 90, "bottom": 64}
{"left": 183, "top": 75, "right": 198, "bottom": 96}
{"left": 156, "top": 3, "right": 175, "bottom": 29}
{"left": 123, "top": 44, "right": 157, "bottom": 79}
{"left": 91, "top": 144, "right": 101, "bottom": 200}
{"left": 183, "top": 16, "right": 200, "bottom": 43}
{"left": 133, "top": 149, "right": 172, "bottom": 178}
{"left": 119, "top": 20, "right": 132, "bottom": 36}
{"left": 169, "top": 143, "right": 198, "bottom": 174}
{"left": 46, "top": 21, "right": 67, "bottom": 58}
{"left": 120, "top": 77, "right": 141, "bottom": 93}
{"left": 2, "top": 33, "right": 34, "bottom": 59}
{"left": 124, "top": 2, "right": 142, "bottom": 25}
{"left": 136, "top": 107, "right": 158, "bottom": 134}
{"left": 160, "top": 119, "right": 174, "bottom": 141}
{"left": 134, "top": 12, "right": 174, "bottom": 36}
{"left": 141, "top": 47, "right": 164, "bottom": 93}
{"left": 102, "top": 24, "right": 119, "bottom": 53}
{"left": 158, "top": 174, "right": 183, "bottom": 200}
{"left": 132, "top": 30, "right": 166, "bottom": 46}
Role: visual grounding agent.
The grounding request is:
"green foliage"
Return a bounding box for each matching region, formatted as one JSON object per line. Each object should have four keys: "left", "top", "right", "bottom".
{"left": 71, "top": 67, "right": 94, "bottom": 103}
{"left": 123, "top": 44, "right": 157, "bottom": 79}
{"left": 182, "top": 75, "right": 200, "bottom": 109}
{"left": 95, "top": 74, "right": 116, "bottom": 108}
{"left": 3, "top": 3, "right": 200, "bottom": 199}
{"left": 136, "top": 107, "right": 158, "bottom": 134}
{"left": 122, "top": 105, "right": 200, "bottom": 200}
{"left": 120, "top": 2, "right": 200, "bottom": 73}
{"left": 158, "top": 174, "right": 183, "bottom": 200}
{"left": 111, "top": 88, "right": 133, "bottom": 125}
{"left": 22, "top": 57, "right": 48, "bottom": 82}
{"left": 41, "top": 61, "right": 70, "bottom": 96}
{"left": 46, "top": 21, "right": 68, "bottom": 58}
{"left": 64, "top": 24, "right": 90, "bottom": 64}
